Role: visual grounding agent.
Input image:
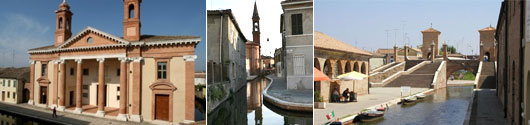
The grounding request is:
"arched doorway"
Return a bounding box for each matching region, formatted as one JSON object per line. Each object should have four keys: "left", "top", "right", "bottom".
{"left": 484, "top": 52, "right": 491, "bottom": 62}
{"left": 427, "top": 52, "right": 432, "bottom": 59}
{"left": 314, "top": 58, "right": 320, "bottom": 70}
{"left": 345, "top": 61, "right": 351, "bottom": 73}
{"left": 361, "top": 63, "right": 367, "bottom": 74}
{"left": 323, "top": 59, "right": 331, "bottom": 78}
{"left": 354, "top": 62, "right": 360, "bottom": 72}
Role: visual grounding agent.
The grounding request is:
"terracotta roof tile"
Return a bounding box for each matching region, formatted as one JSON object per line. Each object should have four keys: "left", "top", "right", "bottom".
{"left": 28, "top": 45, "right": 56, "bottom": 51}
{"left": 0, "top": 67, "right": 30, "bottom": 82}
{"left": 314, "top": 31, "right": 372, "bottom": 56}
{"left": 479, "top": 26, "right": 496, "bottom": 31}
{"left": 421, "top": 28, "right": 440, "bottom": 33}
{"left": 140, "top": 35, "right": 200, "bottom": 42}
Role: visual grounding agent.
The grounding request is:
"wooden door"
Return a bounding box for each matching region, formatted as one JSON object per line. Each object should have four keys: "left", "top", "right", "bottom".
{"left": 69, "top": 91, "right": 74, "bottom": 106}
{"left": 40, "top": 86, "right": 47, "bottom": 104}
{"left": 155, "top": 94, "right": 170, "bottom": 121}
{"left": 1, "top": 91, "right": 4, "bottom": 101}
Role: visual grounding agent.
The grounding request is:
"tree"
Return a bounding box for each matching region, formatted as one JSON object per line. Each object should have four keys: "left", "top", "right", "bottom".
{"left": 440, "top": 45, "right": 457, "bottom": 55}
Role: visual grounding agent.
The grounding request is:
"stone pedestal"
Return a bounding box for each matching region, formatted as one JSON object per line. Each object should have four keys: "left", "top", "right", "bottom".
{"left": 57, "top": 106, "right": 65, "bottom": 111}
{"left": 74, "top": 108, "right": 83, "bottom": 114}
{"left": 117, "top": 114, "right": 128, "bottom": 121}
{"left": 95, "top": 110, "right": 105, "bottom": 117}
{"left": 130, "top": 115, "right": 143, "bottom": 122}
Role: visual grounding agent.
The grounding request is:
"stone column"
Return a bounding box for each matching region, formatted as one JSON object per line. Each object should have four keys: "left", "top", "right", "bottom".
{"left": 443, "top": 43, "right": 448, "bottom": 61}
{"left": 430, "top": 42, "right": 435, "bottom": 61}
{"left": 393, "top": 45, "right": 398, "bottom": 62}
{"left": 130, "top": 57, "right": 143, "bottom": 122}
{"left": 28, "top": 60, "right": 35, "bottom": 105}
{"left": 404, "top": 45, "right": 409, "bottom": 61}
{"left": 58, "top": 60, "right": 66, "bottom": 111}
{"left": 117, "top": 58, "right": 129, "bottom": 121}
{"left": 96, "top": 58, "right": 106, "bottom": 117}
{"left": 52, "top": 60, "right": 59, "bottom": 108}
{"left": 74, "top": 59, "right": 83, "bottom": 114}
{"left": 184, "top": 55, "right": 197, "bottom": 120}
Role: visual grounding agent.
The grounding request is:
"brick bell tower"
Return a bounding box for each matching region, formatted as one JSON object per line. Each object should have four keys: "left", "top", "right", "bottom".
{"left": 252, "top": 2, "right": 260, "bottom": 45}
{"left": 123, "top": 0, "right": 141, "bottom": 41}
{"left": 55, "top": 0, "right": 73, "bottom": 47}
{"left": 252, "top": 2, "right": 261, "bottom": 73}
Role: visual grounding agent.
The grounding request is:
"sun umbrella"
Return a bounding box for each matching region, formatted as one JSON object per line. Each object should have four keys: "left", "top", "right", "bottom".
{"left": 337, "top": 71, "right": 368, "bottom": 80}
{"left": 314, "top": 67, "right": 330, "bottom": 81}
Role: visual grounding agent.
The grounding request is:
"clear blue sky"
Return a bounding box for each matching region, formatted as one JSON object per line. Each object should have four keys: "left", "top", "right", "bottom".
{"left": 316, "top": 0, "right": 502, "bottom": 55}
{"left": 0, "top": 0, "right": 206, "bottom": 72}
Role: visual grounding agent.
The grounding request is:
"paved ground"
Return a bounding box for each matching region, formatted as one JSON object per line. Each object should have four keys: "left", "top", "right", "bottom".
{"left": 0, "top": 102, "right": 151, "bottom": 125}
{"left": 314, "top": 87, "right": 428, "bottom": 124}
{"left": 267, "top": 75, "right": 312, "bottom": 104}
{"left": 447, "top": 80, "right": 475, "bottom": 85}
{"left": 468, "top": 89, "right": 508, "bottom": 125}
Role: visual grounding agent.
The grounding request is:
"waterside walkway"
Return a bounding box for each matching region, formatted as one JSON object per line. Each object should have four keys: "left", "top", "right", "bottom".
{"left": 263, "top": 75, "right": 313, "bottom": 111}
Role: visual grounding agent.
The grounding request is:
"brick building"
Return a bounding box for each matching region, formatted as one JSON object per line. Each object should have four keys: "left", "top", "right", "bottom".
{"left": 27, "top": 1, "right": 199, "bottom": 123}
{"left": 495, "top": 1, "right": 527, "bottom": 125}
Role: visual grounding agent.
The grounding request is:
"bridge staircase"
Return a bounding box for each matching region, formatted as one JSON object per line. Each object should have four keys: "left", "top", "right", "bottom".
{"left": 477, "top": 62, "right": 496, "bottom": 89}
{"left": 384, "top": 61, "right": 441, "bottom": 88}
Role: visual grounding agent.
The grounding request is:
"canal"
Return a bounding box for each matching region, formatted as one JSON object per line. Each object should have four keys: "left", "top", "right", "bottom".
{"left": 208, "top": 77, "right": 312, "bottom": 125}
{"left": 0, "top": 110, "right": 60, "bottom": 125}
{"left": 360, "top": 86, "right": 473, "bottom": 125}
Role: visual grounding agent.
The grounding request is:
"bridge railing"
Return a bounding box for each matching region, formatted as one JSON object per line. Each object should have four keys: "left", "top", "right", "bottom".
{"left": 431, "top": 61, "right": 447, "bottom": 89}
{"left": 473, "top": 61, "right": 483, "bottom": 88}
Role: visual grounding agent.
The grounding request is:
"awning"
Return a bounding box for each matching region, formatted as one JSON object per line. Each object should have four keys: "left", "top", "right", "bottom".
{"left": 314, "top": 67, "right": 330, "bottom": 81}
{"left": 337, "top": 71, "right": 368, "bottom": 81}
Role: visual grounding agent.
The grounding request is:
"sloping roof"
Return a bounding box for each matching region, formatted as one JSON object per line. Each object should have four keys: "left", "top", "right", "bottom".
{"left": 376, "top": 49, "right": 394, "bottom": 54}
{"left": 314, "top": 31, "right": 372, "bottom": 56}
{"left": 253, "top": 2, "right": 259, "bottom": 18}
{"left": 479, "top": 26, "right": 496, "bottom": 32}
{"left": 0, "top": 67, "right": 30, "bottom": 82}
{"left": 421, "top": 27, "right": 441, "bottom": 33}
{"left": 28, "top": 26, "right": 200, "bottom": 53}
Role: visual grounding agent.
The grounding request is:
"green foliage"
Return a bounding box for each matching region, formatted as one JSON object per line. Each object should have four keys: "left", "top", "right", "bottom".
{"left": 314, "top": 91, "right": 323, "bottom": 102}
{"left": 461, "top": 72, "right": 476, "bottom": 80}
{"left": 207, "top": 85, "right": 227, "bottom": 102}
{"left": 440, "top": 45, "right": 457, "bottom": 55}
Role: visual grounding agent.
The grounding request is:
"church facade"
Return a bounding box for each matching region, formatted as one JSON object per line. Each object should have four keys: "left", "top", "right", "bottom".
{"left": 27, "top": 0, "right": 198, "bottom": 123}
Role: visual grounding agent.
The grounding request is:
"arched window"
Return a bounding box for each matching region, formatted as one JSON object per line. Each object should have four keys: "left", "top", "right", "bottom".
{"left": 129, "top": 4, "right": 135, "bottom": 19}
{"left": 323, "top": 60, "right": 331, "bottom": 78}
{"left": 87, "top": 37, "right": 93, "bottom": 44}
{"left": 58, "top": 17, "right": 63, "bottom": 29}
{"left": 66, "top": 19, "right": 70, "bottom": 30}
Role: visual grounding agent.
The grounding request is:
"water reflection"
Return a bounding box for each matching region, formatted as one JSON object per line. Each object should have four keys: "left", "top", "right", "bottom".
{"left": 246, "top": 77, "right": 312, "bottom": 125}
{"left": 0, "top": 111, "right": 56, "bottom": 125}
{"left": 361, "top": 86, "right": 473, "bottom": 125}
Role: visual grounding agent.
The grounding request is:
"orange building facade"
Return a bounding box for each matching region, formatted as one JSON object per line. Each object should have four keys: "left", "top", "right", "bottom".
{"left": 26, "top": 1, "right": 198, "bottom": 123}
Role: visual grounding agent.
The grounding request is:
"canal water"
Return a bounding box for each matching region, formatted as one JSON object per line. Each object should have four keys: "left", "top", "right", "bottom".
{"left": 360, "top": 86, "right": 473, "bottom": 125}
{"left": 208, "top": 77, "right": 312, "bottom": 125}
{"left": 0, "top": 111, "right": 59, "bottom": 125}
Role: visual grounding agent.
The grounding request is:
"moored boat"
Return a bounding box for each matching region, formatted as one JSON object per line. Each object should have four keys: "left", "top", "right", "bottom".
{"left": 359, "top": 109, "right": 385, "bottom": 122}
{"left": 416, "top": 93, "right": 426, "bottom": 99}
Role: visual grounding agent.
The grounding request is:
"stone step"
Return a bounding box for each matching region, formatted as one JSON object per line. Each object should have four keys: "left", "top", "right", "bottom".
{"left": 384, "top": 74, "right": 434, "bottom": 88}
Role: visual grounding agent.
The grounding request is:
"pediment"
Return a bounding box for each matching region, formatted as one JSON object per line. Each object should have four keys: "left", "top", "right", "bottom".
{"left": 149, "top": 81, "right": 177, "bottom": 91}
{"left": 58, "top": 27, "right": 129, "bottom": 49}
{"left": 36, "top": 76, "right": 50, "bottom": 86}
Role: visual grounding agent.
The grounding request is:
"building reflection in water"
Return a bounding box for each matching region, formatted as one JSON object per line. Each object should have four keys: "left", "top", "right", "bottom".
{"left": 208, "top": 77, "right": 312, "bottom": 125}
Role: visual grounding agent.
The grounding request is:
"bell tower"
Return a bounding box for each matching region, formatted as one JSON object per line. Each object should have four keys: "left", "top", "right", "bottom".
{"left": 252, "top": 2, "right": 260, "bottom": 45}
{"left": 123, "top": 0, "right": 141, "bottom": 41}
{"left": 55, "top": 0, "right": 73, "bottom": 47}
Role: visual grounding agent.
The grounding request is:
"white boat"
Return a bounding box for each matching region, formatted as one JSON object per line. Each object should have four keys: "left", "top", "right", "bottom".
{"left": 415, "top": 93, "right": 426, "bottom": 99}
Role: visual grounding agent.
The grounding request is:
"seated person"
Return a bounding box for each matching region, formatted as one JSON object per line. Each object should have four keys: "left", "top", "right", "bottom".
{"left": 332, "top": 88, "right": 340, "bottom": 102}
{"left": 342, "top": 88, "right": 350, "bottom": 102}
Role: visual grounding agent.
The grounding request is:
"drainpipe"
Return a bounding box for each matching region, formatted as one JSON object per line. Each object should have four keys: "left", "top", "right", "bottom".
{"left": 219, "top": 15, "right": 223, "bottom": 82}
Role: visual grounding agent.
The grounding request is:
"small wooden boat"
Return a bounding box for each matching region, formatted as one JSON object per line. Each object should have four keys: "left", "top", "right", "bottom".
{"left": 402, "top": 96, "right": 417, "bottom": 105}
{"left": 359, "top": 109, "right": 385, "bottom": 122}
{"left": 415, "top": 93, "right": 426, "bottom": 99}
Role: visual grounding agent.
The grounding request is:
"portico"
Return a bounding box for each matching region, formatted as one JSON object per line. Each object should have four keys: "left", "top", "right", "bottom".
{"left": 27, "top": 0, "right": 199, "bottom": 124}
